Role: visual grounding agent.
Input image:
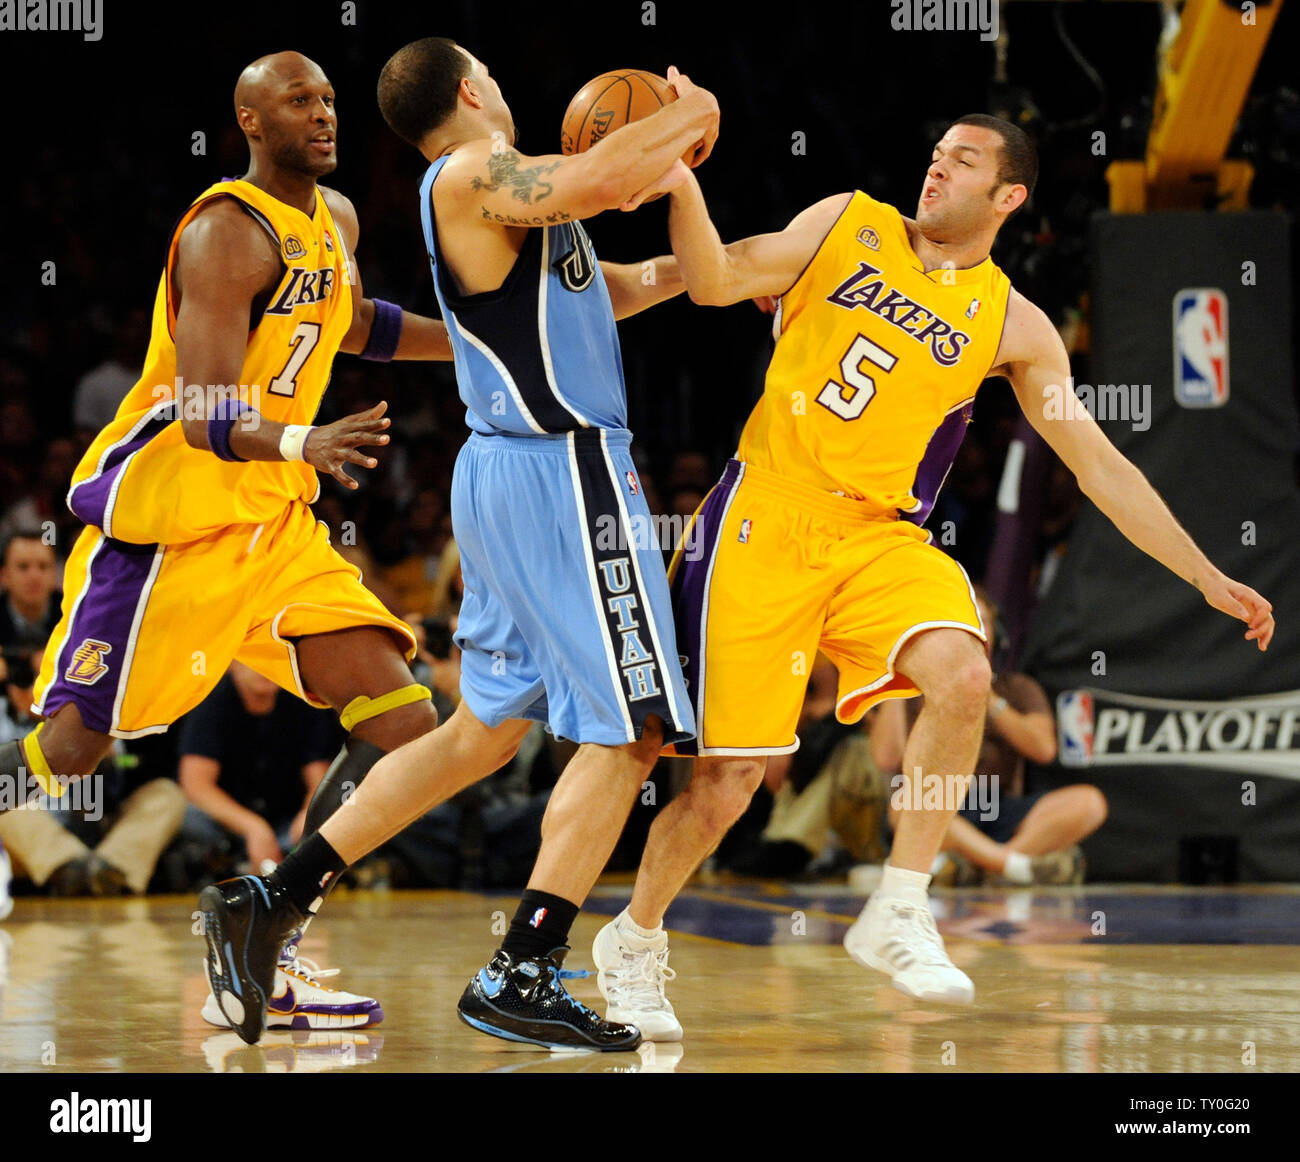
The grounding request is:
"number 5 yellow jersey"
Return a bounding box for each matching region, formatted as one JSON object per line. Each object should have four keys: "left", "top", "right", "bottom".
{"left": 67, "top": 179, "right": 354, "bottom": 545}
{"left": 737, "top": 190, "right": 1011, "bottom": 520}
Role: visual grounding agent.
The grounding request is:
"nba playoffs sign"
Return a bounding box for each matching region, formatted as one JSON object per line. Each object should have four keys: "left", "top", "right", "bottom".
{"left": 1057, "top": 688, "right": 1300, "bottom": 780}
{"left": 1173, "top": 288, "right": 1229, "bottom": 407}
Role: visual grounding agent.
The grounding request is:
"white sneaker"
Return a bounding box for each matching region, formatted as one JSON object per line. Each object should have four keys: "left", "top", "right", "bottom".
{"left": 592, "top": 912, "right": 683, "bottom": 1041}
{"left": 202, "top": 954, "right": 383, "bottom": 1031}
{"left": 843, "top": 894, "right": 974, "bottom": 1004}
{"left": 0, "top": 841, "right": 13, "bottom": 921}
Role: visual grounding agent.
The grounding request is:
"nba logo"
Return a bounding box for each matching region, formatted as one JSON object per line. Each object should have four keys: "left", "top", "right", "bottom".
{"left": 1173, "top": 288, "right": 1228, "bottom": 407}
{"left": 625, "top": 470, "right": 639, "bottom": 495}
{"left": 323, "top": 230, "right": 335, "bottom": 253}
{"left": 1056, "top": 690, "right": 1095, "bottom": 768}
{"left": 528, "top": 907, "right": 548, "bottom": 928}
{"left": 738, "top": 518, "right": 752, "bottom": 544}
{"left": 966, "top": 298, "right": 980, "bottom": 319}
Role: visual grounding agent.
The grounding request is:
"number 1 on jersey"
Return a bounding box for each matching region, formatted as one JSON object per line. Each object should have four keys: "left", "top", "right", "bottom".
{"left": 268, "top": 321, "right": 321, "bottom": 397}
{"left": 816, "top": 333, "right": 897, "bottom": 420}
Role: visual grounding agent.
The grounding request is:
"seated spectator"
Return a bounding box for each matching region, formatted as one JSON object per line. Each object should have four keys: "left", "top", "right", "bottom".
{"left": 875, "top": 588, "right": 1108, "bottom": 885}
{"left": 729, "top": 657, "right": 890, "bottom": 877}
{"left": 0, "top": 531, "right": 61, "bottom": 718}
{"left": 0, "top": 650, "right": 187, "bottom": 897}
{"left": 176, "top": 662, "right": 343, "bottom": 876}
{"left": 72, "top": 307, "right": 149, "bottom": 436}
{"left": 0, "top": 442, "right": 83, "bottom": 567}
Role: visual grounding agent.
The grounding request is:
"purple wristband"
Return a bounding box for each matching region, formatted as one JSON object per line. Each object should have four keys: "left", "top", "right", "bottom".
{"left": 208, "top": 399, "right": 253, "bottom": 462}
{"left": 360, "top": 298, "right": 403, "bottom": 362}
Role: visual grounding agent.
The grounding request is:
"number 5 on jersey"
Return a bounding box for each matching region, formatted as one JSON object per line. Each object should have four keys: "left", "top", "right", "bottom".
{"left": 816, "top": 333, "right": 897, "bottom": 421}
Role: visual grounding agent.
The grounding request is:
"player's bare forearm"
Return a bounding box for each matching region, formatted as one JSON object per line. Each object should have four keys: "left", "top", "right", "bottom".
{"left": 667, "top": 171, "right": 733, "bottom": 304}
{"left": 394, "top": 312, "right": 453, "bottom": 360}
{"left": 668, "top": 177, "right": 843, "bottom": 306}
{"left": 600, "top": 258, "right": 684, "bottom": 320}
{"left": 577, "top": 84, "right": 718, "bottom": 203}
{"left": 1012, "top": 356, "right": 1274, "bottom": 648}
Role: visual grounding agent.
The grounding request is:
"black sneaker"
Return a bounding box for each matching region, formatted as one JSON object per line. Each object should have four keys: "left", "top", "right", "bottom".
{"left": 458, "top": 946, "right": 641, "bottom": 1051}
{"left": 199, "top": 876, "right": 303, "bottom": 1045}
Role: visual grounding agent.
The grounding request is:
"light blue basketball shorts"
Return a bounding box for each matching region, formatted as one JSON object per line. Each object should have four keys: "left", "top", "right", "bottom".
{"left": 450, "top": 427, "right": 695, "bottom": 747}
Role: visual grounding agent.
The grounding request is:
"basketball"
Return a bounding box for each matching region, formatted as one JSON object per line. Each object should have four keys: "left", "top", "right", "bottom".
{"left": 561, "top": 70, "right": 689, "bottom": 161}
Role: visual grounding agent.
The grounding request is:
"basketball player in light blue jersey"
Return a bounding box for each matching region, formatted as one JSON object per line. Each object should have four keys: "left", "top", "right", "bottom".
{"left": 201, "top": 38, "right": 720, "bottom": 1050}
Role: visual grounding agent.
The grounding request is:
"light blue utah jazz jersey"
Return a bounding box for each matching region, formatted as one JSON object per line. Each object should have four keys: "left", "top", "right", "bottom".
{"left": 419, "top": 156, "right": 628, "bottom": 435}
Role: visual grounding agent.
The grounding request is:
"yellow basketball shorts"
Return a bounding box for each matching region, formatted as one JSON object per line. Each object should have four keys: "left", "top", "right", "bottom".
{"left": 666, "top": 459, "right": 985, "bottom": 756}
{"left": 33, "top": 500, "right": 416, "bottom": 738}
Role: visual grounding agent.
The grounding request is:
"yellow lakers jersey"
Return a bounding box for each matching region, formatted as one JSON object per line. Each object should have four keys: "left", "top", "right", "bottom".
{"left": 67, "top": 179, "right": 354, "bottom": 545}
{"left": 737, "top": 190, "right": 1011, "bottom": 519}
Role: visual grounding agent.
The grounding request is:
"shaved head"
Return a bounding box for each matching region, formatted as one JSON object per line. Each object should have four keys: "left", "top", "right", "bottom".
{"left": 234, "top": 51, "right": 338, "bottom": 179}
{"left": 235, "top": 50, "right": 328, "bottom": 113}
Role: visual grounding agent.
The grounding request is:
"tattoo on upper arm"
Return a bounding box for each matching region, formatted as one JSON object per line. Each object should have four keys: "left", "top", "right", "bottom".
{"left": 480, "top": 206, "right": 573, "bottom": 226}
{"left": 471, "top": 149, "right": 562, "bottom": 205}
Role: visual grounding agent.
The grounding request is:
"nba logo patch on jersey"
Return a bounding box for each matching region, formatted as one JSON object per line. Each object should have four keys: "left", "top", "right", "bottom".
{"left": 282, "top": 234, "right": 308, "bottom": 261}
{"left": 856, "top": 226, "right": 880, "bottom": 251}
{"left": 738, "top": 518, "right": 752, "bottom": 544}
{"left": 323, "top": 230, "right": 335, "bottom": 253}
{"left": 966, "top": 298, "right": 981, "bottom": 319}
{"left": 65, "top": 639, "right": 112, "bottom": 686}
{"left": 528, "top": 907, "right": 548, "bottom": 928}
{"left": 1056, "top": 690, "right": 1094, "bottom": 767}
{"left": 625, "top": 470, "right": 639, "bottom": 495}
{"left": 1173, "top": 288, "right": 1228, "bottom": 407}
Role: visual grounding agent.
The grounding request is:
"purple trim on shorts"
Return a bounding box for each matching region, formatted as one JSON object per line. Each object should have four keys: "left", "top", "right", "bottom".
{"left": 67, "top": 402, "right": 179, "bottom": 532}
{"left": 40, "top": 537, "right": 160, "bottom": 734}
{"left": 669, "top": 460, "right": 743, "bottom": 757}
{"left": 901, "top": 401, "right": 972, "bottom": 527}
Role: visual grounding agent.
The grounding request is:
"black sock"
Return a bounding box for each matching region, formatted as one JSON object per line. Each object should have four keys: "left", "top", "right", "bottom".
{"left": 270, "top": 832, "right": 348, "bottom": 916}
{"left": 502, "top": 890, "right": 580, "bottom": 961}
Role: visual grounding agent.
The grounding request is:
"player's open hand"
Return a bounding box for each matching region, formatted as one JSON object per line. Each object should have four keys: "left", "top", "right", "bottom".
{"left": 303, "top": 400, "right": 391, "bottom": 491}
{"left": 666, "top": 66, "right": 719, "bottom": 167}
{"left": 1202, "top": 572, "right": 1274, "bottom": 651}
{"left": 620, "top": 160, "right": 692, "bottom": 212}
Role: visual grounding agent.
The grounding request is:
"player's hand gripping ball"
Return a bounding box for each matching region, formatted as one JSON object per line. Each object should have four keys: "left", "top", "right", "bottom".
{"left": 560, "top": 69, "right": 692, "bottom": 164}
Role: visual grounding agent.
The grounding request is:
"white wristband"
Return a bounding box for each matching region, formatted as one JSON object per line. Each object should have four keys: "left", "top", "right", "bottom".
{"left": 279, "top": 424, "right": 314, "bottom": 462}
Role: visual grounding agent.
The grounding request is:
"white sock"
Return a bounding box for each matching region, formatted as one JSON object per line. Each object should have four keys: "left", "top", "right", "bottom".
{"left": 1003, "top": 851, "right": 1033, "bottom": 884}
{"left": 878, "top": 863, "right": 931, "bottom": 908}
{"left": 617, "top": 908, "right": 664, "bottom": 943}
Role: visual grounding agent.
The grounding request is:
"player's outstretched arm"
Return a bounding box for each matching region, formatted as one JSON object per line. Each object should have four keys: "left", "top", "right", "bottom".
{"left": 998, "top": 290, "right": 1274, "bottom": 651}
{"left": 438, "top": 80, "right": 718, "bottom": 225}
{"left": 321, "top": 188, "right": 452, "bottom": 362}
{"left": 173, "top": 200, "right": 394, "bottom": 490}
{"left": 599, "top": 257, "right": 685, "bottom": 320}
{"left": 667, "top": 168, "right": 850, "bottom": 307}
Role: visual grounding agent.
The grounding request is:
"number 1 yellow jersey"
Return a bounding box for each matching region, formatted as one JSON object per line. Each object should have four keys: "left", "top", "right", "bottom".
{"left": 67, "top": 179, "right": 354, "bottom": 545}
{"left": 736, "top": 190, "right": 1011, "bottom": 520}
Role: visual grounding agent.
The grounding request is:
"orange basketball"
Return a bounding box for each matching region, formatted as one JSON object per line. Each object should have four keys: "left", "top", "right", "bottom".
{"left": 561, "top": 70, "right": 690, "bottom": 163}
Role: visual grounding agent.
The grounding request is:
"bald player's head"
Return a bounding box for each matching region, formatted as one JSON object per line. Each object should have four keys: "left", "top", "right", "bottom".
{"left": 235, "top": 51, "right": 338, "bottom": 179}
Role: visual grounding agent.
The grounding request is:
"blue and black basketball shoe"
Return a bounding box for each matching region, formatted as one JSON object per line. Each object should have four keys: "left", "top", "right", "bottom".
{"left": 458, "top": 946, "right": 641, "bottom": 1051}
{"left": 199, "top": 875, "right": 305, "bottom": 1045}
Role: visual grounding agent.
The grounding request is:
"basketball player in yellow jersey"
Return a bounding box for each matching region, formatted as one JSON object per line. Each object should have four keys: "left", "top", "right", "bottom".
{"left": 591, "top": 99, "right": 1275, "bottom": 1032}
{"left": 1, "top": 52, "right": 456, "bottom": 1029}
